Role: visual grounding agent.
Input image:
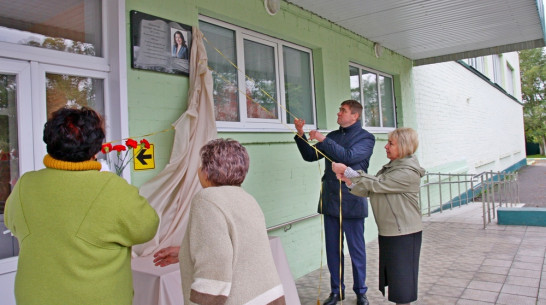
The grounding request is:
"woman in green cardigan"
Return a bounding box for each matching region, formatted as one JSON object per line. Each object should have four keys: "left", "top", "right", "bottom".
{"left": 4, "top": 107, "right": 159, "bottom": 305}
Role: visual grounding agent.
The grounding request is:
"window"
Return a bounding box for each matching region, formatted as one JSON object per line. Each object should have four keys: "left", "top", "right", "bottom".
{"left": 0, "top": 0, "right": 127, "bottom": 174}
{"left": 0, "top": 74, "right": 18, "bottom": 217}
{"left": 0, "top": 70, "right": 20, "bottom": 261}
{"left": 505, "top": 63, "right": 515, "bottom": 95}
{"left": 46, "top": 73, "right": 104, "bottom": 118}
{"left": 465, "top": 57, "right": 485, "bottom": 74}
{"left": 350, "top": 64, "right": 396, "bottom": 131}
{"left": 0, "top": 0, "right": 102, "bottom": 57}
{"left": 492, "top": 54, "right": 502, "bottom": 85}
{"left": 199, "top": 17, "right": 316, "bottom": 131}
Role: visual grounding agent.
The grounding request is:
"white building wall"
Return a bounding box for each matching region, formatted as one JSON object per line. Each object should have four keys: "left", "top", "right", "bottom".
{"left": 412, "top": 60, "right": 526, "bottom": 175}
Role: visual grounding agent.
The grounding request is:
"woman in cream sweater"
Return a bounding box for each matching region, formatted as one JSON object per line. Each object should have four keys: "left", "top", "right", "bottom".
{"left": 155, "top": 138, "right": 285, "bottom": 305}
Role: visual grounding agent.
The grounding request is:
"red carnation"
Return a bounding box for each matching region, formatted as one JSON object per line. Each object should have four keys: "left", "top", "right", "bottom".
{"left": 140, "top": 139, "right": 150, "bottom": 149}
{"left": 112, "top": 145, "right": 127, "bottom": 152}
{"left": 126, "top": 138, "right": 138, "bottom": 149}
{"left": 101, "top": 143, "right": 112, "bottom": 154}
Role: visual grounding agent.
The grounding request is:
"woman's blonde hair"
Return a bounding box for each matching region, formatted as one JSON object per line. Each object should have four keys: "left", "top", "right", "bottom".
{"left": 388, "top": 127, "right": 419, "bottom": 159}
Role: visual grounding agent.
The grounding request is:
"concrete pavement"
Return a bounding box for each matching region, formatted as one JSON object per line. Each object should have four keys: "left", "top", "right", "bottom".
{"left": 519, "top": 159, "right": 546, "bottom": 207}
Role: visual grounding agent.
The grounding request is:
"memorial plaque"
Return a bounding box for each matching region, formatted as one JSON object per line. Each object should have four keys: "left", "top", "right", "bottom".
{"left": 130, "top": 11, "right": 192, "bottom": 76}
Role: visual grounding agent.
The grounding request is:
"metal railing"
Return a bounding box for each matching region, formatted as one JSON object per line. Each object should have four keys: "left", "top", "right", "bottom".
{"left": 420, "top": 172, "right": 476, "bottom": 216}
{"left": 266, "top": 170, "right": 521, "bottom": 233}
{"left": 267, "top": 213, "right": 319, "bottom": 232}
{"left": 476, "top": 171, "right": 519, "bottom": 228}
{"left": 420, "top": 171, "right": 520, "bottom": 229}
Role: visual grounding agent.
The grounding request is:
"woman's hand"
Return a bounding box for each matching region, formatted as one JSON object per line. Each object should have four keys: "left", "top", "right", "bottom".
{"left": 332, "top": 162, "right": 352, "bottom": 186}
{"left": 153, "top": 246, "right": 180, "bottom": 267}
{"left": 339, "top": 175, "right": 352, "bottom": 186}
{"left": 332, "top": 162, "right": 347, "bottom": 175}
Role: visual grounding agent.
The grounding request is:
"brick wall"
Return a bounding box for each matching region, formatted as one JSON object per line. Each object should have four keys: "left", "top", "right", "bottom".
{"left": 412, "top": 59, "right": 525, "bottom": 175}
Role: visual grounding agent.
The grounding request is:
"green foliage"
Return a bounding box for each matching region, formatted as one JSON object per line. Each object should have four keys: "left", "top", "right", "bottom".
{"left": 519, "top": 48, "right": 546, "bottom": 154}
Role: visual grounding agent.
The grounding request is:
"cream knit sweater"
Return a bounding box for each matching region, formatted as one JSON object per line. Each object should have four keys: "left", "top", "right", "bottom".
{"left": 179, "top": 186, "right": 285, "bottom": 305}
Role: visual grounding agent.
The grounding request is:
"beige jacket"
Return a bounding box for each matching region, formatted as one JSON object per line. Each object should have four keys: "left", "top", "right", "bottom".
{"left": 349, "top": 155, "right": 425, "bottom": 236}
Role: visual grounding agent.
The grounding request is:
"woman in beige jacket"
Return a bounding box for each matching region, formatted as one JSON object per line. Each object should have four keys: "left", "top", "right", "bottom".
{"left": 332, "top": 127, "right": 425, "bottom": 305}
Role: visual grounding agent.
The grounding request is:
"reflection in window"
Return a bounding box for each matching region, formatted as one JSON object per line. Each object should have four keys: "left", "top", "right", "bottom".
{"left": 199, "top": 17, "right": 316, "bottom": 130}
{"left": 349, "top": 66, "right": 360, "bottom": 102}
{"left": 284, "top": 46, "right": 313, "bottom": 124}
{"left": 362, "top": 71, "right": 378, "bottom": 127}
{"left": 350, "top": 64, "right": 396, "bottom": 129}
{"left": 46, "top": 73, "right": 104, "bottom": 117}
{"left": 0, "top": 0, "right": 102, "bottom": 57}
{"left": 0, "top": 74, "right": 18, "bottom": 216}
{"left": 380, "top": 76, "right": 395, "bottom": 127}
{"left": 0, "top": 73, "right": 20, "bottom": 259}
{"left": 244, "top": 39, "right": 277, "bottom": 120}
{"left": 200, "top": 21, "right": 239, "bottom": 122}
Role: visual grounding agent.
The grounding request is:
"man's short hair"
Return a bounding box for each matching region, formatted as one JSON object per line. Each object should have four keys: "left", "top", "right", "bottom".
{"left": 341, "top": 100, "right": 363, "bottom": 120}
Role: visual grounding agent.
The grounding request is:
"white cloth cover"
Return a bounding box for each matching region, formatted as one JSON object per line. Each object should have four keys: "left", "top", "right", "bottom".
{"left": 133, "top": 27, "right": 217, "bottom": 256}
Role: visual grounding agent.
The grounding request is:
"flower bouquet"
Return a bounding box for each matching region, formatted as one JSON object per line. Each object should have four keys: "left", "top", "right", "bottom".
{"left": 101, "top": 138, "right": 150, "bottom": 176}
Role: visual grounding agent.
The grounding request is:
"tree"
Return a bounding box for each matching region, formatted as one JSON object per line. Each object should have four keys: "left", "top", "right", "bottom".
{"left": 519, "top": 48, "right": 546, "bottom": 154}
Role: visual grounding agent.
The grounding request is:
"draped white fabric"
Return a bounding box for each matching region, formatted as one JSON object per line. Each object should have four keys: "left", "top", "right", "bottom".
{"left": 133, "top": 27, "right": 217, "bottom": 257}
{"left": 132, "top": 237, "right": 301, "bottom": 305}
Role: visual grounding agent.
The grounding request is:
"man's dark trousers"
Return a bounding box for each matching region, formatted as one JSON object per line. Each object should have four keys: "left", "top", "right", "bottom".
{"left": 324, "top": 214, "right": 368, "bottom": 295}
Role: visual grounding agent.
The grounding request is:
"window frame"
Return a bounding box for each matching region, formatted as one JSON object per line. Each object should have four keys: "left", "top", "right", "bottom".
{"left": 465, "top": 57, "right": 485, "bottom": 74}
{"left": 349, "top": 62, "right": 396, "bottom": 133}
{"left": 505, "top": 62, "right": 515, "bottom": 95}
{"left": 33, "top": 63, "right": 110, "bottom": 170}
{"left": 492, "top": 54, "right": 502, "bottom": 85}
{"left": 239, "top": 34, "right": 282, "bottom": 125}
{"left": 199, "top": 16, "right": 317, "bottom": 132}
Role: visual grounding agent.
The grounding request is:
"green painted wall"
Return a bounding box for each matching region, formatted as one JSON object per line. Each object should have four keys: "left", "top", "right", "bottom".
{"left": 125, "top": 0, "right": 415, "bottom": 279}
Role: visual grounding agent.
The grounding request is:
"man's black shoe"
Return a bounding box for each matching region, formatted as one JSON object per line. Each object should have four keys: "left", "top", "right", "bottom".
{"left": 323, "top": 292, "right": 344, "bottom": 305}
{"left": 356, "top": 294, "right": 369, "bottom": 305}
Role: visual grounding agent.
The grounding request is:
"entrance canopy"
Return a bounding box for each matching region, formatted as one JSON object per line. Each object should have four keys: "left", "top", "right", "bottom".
{"left": 286, "top": 0, "right": 546, "bottom": 65}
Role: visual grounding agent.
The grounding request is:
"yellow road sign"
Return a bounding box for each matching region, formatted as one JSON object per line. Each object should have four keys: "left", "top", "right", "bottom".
{"left": 134, "top": 144, "right": 155, "bottom": 170}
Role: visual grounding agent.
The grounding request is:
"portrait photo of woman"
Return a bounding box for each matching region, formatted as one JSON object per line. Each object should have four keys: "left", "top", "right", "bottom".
{"left": 172, "top": 30, "right": 189, "bottom": 60}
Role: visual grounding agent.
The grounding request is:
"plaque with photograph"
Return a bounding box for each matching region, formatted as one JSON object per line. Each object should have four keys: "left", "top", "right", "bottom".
{"left": 130, "top": 10, "right": 192, "bottom": 76}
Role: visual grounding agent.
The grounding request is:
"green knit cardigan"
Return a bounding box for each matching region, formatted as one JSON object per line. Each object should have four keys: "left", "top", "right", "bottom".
{"left": 4, "top": 155, "right": 159, "bottom": 305}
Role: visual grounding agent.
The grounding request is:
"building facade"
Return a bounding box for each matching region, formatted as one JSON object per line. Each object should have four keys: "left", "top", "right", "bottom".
{"left": 0, "top": 0, "right": 531, "bottom": 302}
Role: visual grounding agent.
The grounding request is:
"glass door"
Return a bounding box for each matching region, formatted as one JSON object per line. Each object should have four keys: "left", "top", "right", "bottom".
{"left": 32, "top": 63, "right": 107, "bottom": 170}
{"left": 0, "top": 59, "right": 107, "bottom": 261}
{"left": 0, "top": 59, "right": 33, "bottom": 260}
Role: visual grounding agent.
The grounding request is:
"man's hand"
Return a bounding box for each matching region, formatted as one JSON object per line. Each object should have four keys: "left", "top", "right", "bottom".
{"left": 309, "top": 130, "right": 326, "bottom": 142}
{"left": 153, "top": 246, "right": 180, "bottom": 267}
{"left": 294, "top": 118, "right": 305, "bottom": 136}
